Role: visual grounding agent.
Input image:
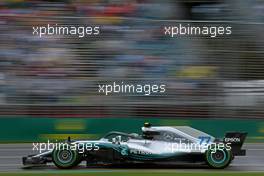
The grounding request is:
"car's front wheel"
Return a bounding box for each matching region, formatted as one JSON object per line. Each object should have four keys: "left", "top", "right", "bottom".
{"left": 52, "top": 145, "right": 80, "bottom": 169}
{"left": 205, "top": 146, "right": 232, "bottom": 169}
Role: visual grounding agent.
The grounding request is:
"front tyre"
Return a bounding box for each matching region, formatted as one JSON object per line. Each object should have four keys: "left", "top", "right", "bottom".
{"left": 52, "top": 145, "right": 80, "bottom": 169}
{"left": 205, "top": 147, "right": 232, "bottom": 169}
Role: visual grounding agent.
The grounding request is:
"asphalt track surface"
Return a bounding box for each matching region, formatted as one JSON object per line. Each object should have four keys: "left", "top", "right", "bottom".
{"left": 0, "top": 143, "right": 263, "bottom": 173}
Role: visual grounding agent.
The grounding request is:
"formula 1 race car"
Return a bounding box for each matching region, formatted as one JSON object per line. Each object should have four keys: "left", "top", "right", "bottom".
{"left": 23, "top": 123, "right": 247, "bottom": 169}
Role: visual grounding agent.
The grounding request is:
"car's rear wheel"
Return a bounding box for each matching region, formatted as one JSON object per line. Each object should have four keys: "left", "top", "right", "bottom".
{"left": 205, "top": 146, "right": 232, "bottom": 169}
{"left": 52, "top": 145, "right": 80, "bottom": 169}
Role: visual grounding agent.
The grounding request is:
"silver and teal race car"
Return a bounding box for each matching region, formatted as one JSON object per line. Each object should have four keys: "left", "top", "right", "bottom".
{"left": 23, "top": 123, "right": 247, "bottom": 169}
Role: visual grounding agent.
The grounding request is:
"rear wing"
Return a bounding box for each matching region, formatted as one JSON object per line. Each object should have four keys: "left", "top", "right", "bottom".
{"left": 224, "top": 132, "right": 247, "bottom": 156}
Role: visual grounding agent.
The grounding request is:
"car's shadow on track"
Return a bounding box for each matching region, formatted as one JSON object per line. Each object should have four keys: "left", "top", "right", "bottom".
{"left": 22, "top": 163, "right": 210, "bottom": 170}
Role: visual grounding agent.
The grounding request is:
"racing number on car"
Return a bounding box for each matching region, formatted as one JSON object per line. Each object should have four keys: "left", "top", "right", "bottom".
{"left": 198, "top": 136, "right": 211, "bottom": 145}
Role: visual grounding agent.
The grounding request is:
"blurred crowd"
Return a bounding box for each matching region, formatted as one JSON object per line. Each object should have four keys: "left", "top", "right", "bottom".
{"left": 0, "top": 0, "right": 263, "bottom": 118}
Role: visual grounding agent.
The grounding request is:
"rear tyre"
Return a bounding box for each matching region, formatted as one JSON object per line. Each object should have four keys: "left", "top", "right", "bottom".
{"left": 205, "top": 146, "right": 232, "bottom": 169}
{"left": 52, "top": 145, "right": 80, "bottom": 169}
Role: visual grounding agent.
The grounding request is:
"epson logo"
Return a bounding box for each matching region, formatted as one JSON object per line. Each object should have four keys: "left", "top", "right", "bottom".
{"left": 225, "top": 137, "right": 241, "bottom": 143}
